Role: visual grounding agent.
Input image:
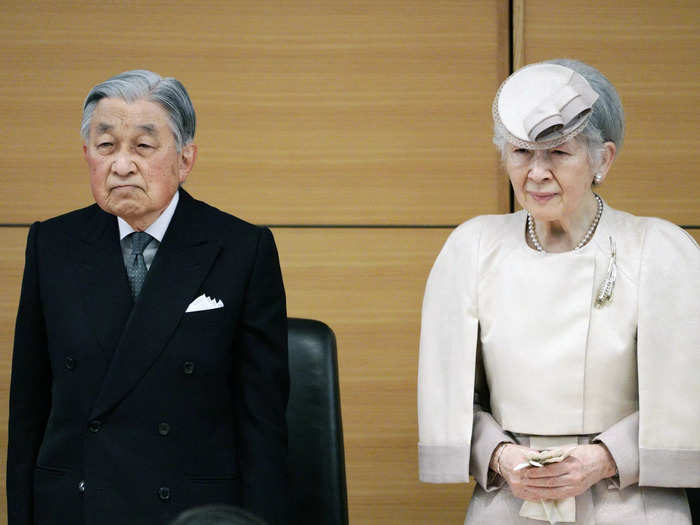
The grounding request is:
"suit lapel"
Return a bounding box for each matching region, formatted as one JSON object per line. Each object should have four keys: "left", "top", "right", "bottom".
{"left": 90, "top": 191, "right": 222, "bottom": 419}
{"left": 77, "top": 207, "right": 133, "bottom": 362}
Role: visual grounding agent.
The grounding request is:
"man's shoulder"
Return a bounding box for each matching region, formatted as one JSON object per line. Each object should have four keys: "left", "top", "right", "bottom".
{"left": 42, "top": 202, "right": 99, "bottom": 221}
{"left": 38, "top": 203, "right": 104, "bottom": 235}
{"left": 183, "top": 191, "right": 269, "bottom": 240}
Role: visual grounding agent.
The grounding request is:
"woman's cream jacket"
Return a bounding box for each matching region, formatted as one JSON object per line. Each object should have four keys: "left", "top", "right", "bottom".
{"left": 418, "top": 205, "right": 700, "bottom": 487}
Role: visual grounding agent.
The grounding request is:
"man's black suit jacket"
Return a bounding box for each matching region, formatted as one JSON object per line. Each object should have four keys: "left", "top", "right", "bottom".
{"left": 7, "top": 189, "right": 289, "bottom": 525}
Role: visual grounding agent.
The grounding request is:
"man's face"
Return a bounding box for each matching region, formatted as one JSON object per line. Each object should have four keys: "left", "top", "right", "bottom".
{"left": 83, "top": 97, "right": 196, "bottom": 230}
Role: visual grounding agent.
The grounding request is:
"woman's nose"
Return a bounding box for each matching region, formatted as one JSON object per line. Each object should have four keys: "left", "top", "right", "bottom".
{"left": 528, "top": 151, "right": 552, "bottom": 182}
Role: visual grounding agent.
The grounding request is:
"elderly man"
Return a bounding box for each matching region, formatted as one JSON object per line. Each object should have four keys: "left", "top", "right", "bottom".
{"left": 7, "top": 70, "right": 289, "bottom": 525}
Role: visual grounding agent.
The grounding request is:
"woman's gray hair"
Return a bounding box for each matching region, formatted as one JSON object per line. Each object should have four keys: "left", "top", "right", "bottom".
{"left": 493, "top": 59, "right": 625, "bottom": 166}
{"left": 80, "top": 70, "right": 196, "bottom": 152}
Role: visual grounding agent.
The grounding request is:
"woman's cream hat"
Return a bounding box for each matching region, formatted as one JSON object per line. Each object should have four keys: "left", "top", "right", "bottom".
{"left": 493, "top": 62, "right": 599, "bottom": 149}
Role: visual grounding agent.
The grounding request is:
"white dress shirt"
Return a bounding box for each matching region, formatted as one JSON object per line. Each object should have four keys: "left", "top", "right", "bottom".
{"left": 118, "top": 190, "right": 179, "bottom": 270}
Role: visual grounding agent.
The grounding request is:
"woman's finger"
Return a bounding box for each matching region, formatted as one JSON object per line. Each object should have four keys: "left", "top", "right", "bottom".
{"left": 523, "top": 460, "right": 574, "bottom": 478}
{"left": 522, "top": 473, "right": 572, "bottom": 488}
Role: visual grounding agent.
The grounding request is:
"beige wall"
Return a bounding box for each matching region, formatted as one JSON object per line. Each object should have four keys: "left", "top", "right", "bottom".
{"left": 0, "top": 1, "right": 697, "bottom": 524}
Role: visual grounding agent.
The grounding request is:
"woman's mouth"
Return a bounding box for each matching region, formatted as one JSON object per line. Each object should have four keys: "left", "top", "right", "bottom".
{"left": 529, "top": 192, "right": 557, "bottom": 203}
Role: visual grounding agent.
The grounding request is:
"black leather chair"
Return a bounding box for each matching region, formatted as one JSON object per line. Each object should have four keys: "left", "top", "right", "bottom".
{"left": 687, "top": 488, "right": 699, "bottom": 524}
{"left": 286, "top": 318, "right": 349, "bottom": 525}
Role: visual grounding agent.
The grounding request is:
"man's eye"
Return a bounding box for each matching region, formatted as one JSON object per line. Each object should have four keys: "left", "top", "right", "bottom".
{"left": 138, "top": 144, "right": 153, "bottom": 149}
{"left": 98, "top": 142, "right": 113, "bottom": 148}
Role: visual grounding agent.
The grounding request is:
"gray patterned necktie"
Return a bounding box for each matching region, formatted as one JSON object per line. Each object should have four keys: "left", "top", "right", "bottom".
{"left": 127, "top": 232, "right": 153, "bottom": 300}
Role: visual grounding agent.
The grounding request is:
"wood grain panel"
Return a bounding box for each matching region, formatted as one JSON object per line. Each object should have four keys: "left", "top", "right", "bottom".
{"left": 272, "top": 227, "right": 473, "bottom": 523}
{"left": 0, "top": 0, "right": 509, "bottom": 225}
{"left": 0, "top": 228, "right": 28, "bottom": 525}
{"left": 521, "top": 0, "right": 700, "bottom": 226}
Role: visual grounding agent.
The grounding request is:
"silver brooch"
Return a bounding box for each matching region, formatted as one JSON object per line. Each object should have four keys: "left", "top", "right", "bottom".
{"left": 595, "top": 236, "right": 617, "bottom": 308}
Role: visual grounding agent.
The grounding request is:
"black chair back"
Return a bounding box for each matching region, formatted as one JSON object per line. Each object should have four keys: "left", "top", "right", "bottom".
{"left": 286, "top": 318, "right": 349, "bottom": 525}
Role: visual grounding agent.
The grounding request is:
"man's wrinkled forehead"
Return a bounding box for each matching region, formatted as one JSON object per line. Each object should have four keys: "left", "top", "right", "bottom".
{"left": 94, "top": 121, "right": 159, "bottom": 136}
{"left": 90, "top": 98, "right": 167, "bottom": 137}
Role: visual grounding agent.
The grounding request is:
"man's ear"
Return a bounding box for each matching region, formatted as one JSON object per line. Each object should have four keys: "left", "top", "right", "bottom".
{"left": 178, "top": 143, "right": 197, "bottom": 184}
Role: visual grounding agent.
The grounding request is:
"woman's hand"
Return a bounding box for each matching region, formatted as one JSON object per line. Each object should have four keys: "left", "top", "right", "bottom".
{"left": 495, "top": 443, "right": 617, "bottom": 501}
{"left": 495, "top": 443, "right": 550, "bottom": 501}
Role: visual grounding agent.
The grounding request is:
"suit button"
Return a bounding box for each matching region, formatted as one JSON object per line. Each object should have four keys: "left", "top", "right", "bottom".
{"left": 158, "top": 422, "right": 170, "bottom": 436}
{"left": 183, "top": 361, "right": 195, "bottom": 375}
{"left": 88, "top": 420, "right": 102, "bottom": 433}
{"left": 65, "top": 356, "right": 76, "bottom": 370}
{"left": 78, "top": 480, "right": 86, "bottom": 493}
{"left": 158, "top": 486, "right": 170, "bottom": 501}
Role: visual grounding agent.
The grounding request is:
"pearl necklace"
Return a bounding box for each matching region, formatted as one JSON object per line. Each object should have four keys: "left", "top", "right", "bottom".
{"left": 527, "top": 193, "right": 603, "bottom": 253}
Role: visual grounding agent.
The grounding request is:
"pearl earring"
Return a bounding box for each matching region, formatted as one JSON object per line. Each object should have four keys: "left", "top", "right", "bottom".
{"left": 593, "top": 173, "right": 603, "bottom": 185}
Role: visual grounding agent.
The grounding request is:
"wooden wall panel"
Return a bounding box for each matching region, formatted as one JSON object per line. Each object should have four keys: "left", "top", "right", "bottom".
{"left": 520, "top": 0, "right": 700, "bottom": 226}
{"left": 272, "top": 228, "right": 473, "bottom": 523}
{"left": 0, "top": 0, "right": 509, "bottom": 226}
{"left": 0, "top": 228, "right": 27, "bottom": 525}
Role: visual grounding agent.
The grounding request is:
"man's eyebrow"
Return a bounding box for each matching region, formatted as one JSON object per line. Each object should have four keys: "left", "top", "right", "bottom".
{"left": 96, "top": 122, "right": 113, "bottom": 134}
{"left": 137, "top": 124, "right": 158, "bottom": 135}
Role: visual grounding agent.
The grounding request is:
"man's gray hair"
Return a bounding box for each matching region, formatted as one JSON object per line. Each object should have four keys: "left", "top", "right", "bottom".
{"left": 80, "top": 70, "right": 196, "bottom": 152}
{"left": 494, "top": 58, "right": 625, "bottom": 166}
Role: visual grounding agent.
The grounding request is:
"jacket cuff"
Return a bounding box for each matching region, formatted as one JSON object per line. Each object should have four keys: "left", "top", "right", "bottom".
{"left": 639, "top": 448, "right": 700, "bottom": 487}
{"left": 593, "top": 411, "right": 639, "bottom": 489}
{"left": 418, "top": 443, "right": 470, "bottom": 483}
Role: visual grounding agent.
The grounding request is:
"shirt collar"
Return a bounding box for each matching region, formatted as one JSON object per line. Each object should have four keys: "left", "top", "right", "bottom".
{"left": 117, "top": 190, "right": 180, "bottom": 242}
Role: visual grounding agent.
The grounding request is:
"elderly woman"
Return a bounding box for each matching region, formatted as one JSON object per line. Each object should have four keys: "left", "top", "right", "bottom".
{"left": 418, "top": 59, "right": 699, "bottom": 524}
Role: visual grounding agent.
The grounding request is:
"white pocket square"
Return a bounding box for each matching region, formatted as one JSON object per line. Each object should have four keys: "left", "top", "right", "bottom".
{"left": 185, "top": 294, "right": 224, "bottom": 313}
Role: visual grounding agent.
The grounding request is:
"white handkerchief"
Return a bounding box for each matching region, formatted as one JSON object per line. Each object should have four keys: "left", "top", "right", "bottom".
{"left": 185, "top": 294, "right": 224, "bottom": 313}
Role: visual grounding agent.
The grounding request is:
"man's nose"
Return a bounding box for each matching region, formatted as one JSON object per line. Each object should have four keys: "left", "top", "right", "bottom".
{"left": 111, "top": 150, "right": 136, "bottom": 176}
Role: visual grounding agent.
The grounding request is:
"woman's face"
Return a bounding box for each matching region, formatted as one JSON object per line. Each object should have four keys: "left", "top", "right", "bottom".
{"left": 504, "top": 138, "right": 604, "bottom": 224}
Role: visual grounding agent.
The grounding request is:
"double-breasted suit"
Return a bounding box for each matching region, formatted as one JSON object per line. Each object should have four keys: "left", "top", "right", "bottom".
{"left": 8, "top": 189, "right": 289, "bottom": 525}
